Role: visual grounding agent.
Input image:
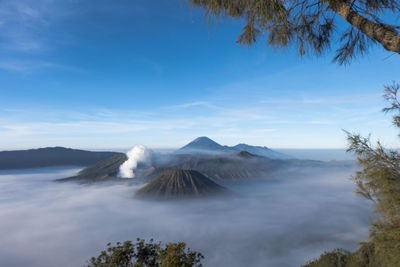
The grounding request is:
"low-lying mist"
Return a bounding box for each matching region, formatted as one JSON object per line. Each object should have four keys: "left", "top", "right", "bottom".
{"left": 0, "top": 164, "right": 372, "bottom": 267}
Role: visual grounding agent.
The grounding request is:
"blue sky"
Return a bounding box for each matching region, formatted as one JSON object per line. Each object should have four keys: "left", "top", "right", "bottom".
{"left": 0, "top": 0, "right": 399, "bottom": 150}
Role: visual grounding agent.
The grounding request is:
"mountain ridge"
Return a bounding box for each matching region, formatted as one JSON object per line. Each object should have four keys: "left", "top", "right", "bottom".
{"left": 59, "top": 147, "right": 355, "bottom": 185}
{"left": 58, "top": 153, "right": 127, "bottom": 183}
{"left": 176, "top": 136, "right": 292, "bottom": 159}
{"left": 176, "top": 136, "right": 231, "bottom": 154}
{"left": 0, "top": 147, "right": 121, "bottom": 170}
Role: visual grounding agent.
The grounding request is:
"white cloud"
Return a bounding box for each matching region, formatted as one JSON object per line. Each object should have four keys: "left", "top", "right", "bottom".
{"left": 0, "top": 166, "right": 372, "bottom": 267}
{"left": 0, "top": 92, "right": 397, "bottom": 149}
{"left": 0, "top": 60, "right": 84, "bottom": 73}
{"left": 169, "top": 101, "right": 212, "bottom": 109}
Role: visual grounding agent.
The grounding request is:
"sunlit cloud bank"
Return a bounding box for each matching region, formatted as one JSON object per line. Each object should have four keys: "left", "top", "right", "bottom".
{"left": 0, "top": 166, "right": 372, "bottom": 267}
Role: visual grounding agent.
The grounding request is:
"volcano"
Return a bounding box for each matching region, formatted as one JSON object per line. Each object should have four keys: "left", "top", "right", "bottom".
{"left": 58, "top": 136, "right": 346, "bottom": 185}
{"left": 176, "top": 136, "right": 291, "bottom": 159}
{"left": 58, "top": 154, "right": 127, "bottom": 183}
{"left": 176, "top": 136, "right": 231, "bottom": 154}
{"left": 136, "top": 169, "right": 229, "bottom": 200}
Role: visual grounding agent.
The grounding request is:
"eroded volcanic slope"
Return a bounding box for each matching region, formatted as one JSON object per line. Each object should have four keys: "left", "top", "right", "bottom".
{"left": 151, "top": 152, "right": 283, "bottom": 183}
{"left": 59, "top": 148, "right": 349, "bottom": 185}
{"left": 58, "top": 154, "right": 127, "bottom": 183}
{"left": 58, "top": 135, "right": 354, "bottom": 184}
{"left": 136, "top": 169, "right": 229, "bottom": 200}
{"left": 61, "top": 151, "right": 286, "bottom": 184}
{"left": 58, "top": 137, "right": 295, "bottom": 184}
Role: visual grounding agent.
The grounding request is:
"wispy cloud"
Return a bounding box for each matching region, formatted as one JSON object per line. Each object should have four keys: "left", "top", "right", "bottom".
{"left": 0, "top": 0, "right": 82, "bottom": 74}
{"left": 169, "top": 101, "right": 212, "bottom": 109}
{"left": 168, "top": 101, "right": 272, "bottom": 121}
{"left": 259, "top": 94, "right": 381, "bottom": 106}
{"left": 0, "top": 0, "right": 51, "bottom": 52}
{"left": 0, "top": 59, "right": 85, "bottom": 73}
{"left": 254, "top": 128, "right": 277, "bottom": 133}
{"left": 0, "top": 97, "right": 396, "bottom": 149}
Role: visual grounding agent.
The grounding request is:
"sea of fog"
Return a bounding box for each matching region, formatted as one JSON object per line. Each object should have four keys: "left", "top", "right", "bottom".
{"left": 0, "top": 165, "right": 373, "bottom": 267}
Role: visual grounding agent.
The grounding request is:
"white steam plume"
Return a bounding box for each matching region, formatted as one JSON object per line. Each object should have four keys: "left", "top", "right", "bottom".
{"left": 119, "top": 145, "right": 151, "bottom": 178}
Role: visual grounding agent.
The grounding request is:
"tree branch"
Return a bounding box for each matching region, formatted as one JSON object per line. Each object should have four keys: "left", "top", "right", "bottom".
{"left": 329, "top": 0, "right": 400, "bottom": 54}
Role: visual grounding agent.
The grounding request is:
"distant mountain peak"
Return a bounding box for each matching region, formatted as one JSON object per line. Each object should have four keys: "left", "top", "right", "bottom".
{"left": 176, "top": 136, "right": 229, "bottom": 154}
{"left": 231, "top": 143, "right": 291, "bottom": 159}
{"left": 175, "top": 137, "right": 292, "bottom": 159}
{"left": 191, "top": 136, "right": 219, "bottom": 144}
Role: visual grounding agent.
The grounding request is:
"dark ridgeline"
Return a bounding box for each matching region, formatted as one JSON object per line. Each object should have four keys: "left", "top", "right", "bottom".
{"left": 60, "top": 150, "right": 288, "bottom": 184}
{"left": 58, "top": 153, "right": 127, "bottom": 183}
{"left": 136, "top": 169, "right": 230, "bottom": 200}
{"left": 159, "top": 152, "right": 283, "bottom": 183}
{"left": 58, "top": 137, "right": 353, "bottom": 185}
{"left": 176, "top": 136, "right": 292, "bottom": 159}
{"left": 230, "top": 143, "right": 292, "bottom": 159}
{"left": 234, "top": 150, "right": 257, "bottom": 158}
{"left": 0, "top": 147, "right": 121, "bottom": 170}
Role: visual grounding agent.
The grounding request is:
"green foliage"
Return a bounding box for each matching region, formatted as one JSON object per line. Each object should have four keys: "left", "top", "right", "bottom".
{"left": 158, "top": 242, "right": 204, "bottom": 267}
{"left": 189, "top": 0, "right": 400, "bottom": 64}
{"left": 302, "top": 242, "right": 388, "bottom": 267}
{"left": 85, "top": 239, "right": 204, "bottom": 267}
{"left": 347, "top": 83, "right": 400, "bottom": 266}
{"left": 302, "top": 249, "right": 351, "bottom": 267}
{"left": 303, "top": 82, "right": 400, "bottom": 266}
